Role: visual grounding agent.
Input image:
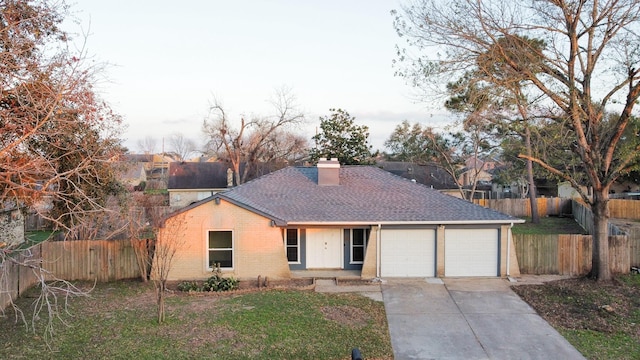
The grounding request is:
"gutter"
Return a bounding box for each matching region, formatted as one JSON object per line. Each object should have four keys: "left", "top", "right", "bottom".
{"left": 285, "top": 219, "right": 525, "bottom": 226}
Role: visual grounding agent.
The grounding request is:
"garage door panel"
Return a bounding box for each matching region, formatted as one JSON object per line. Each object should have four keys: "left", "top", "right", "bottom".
{"left": 381, "top": 229, "right": 435, "bottom": 277}
{"left": 445, "top": 229, "right": 498, "bottom": 277}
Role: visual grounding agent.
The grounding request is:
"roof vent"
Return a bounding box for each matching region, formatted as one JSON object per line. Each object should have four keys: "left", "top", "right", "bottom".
{"left": 317, "top": 158, "right": 340, "bottom": 186}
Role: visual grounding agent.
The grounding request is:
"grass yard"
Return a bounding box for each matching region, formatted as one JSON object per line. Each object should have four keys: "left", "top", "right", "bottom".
{"left": 513, "top": 274, "right": 640, "bottom": 359}
{"left": 512, "top": 216, "right": 588, "bottom": 235}
{"left": 0, "top": 281, "right": 392, "bottom": 359}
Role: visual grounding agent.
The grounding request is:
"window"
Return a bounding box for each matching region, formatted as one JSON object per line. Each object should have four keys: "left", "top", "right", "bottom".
{"left": 208, "top": 230, "right": 233, "bottom": 269}
{"left": 350, "top": 229, "right": 367, "bottom": 264}
{"left": 285, "top": 229, "right": 299, "bottom": 263}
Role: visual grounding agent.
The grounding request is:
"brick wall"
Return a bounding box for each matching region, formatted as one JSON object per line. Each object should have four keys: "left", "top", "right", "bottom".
{"left": 162, "top": 199, "right": 291, "bottom": 281}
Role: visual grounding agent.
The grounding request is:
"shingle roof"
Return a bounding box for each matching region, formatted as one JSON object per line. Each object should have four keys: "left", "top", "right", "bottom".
{"left": 218, "top": 166, "right": 521, "bottom": 225}
{"left": 168, "top": 162, "right": 231, "bottom": 190}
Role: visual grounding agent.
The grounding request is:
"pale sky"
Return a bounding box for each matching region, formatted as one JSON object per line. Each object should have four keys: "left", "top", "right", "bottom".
{"left": 64, "top": 1, "right": 452, "bottom": 153}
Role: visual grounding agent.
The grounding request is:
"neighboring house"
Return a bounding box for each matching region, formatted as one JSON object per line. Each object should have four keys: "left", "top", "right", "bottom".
{"left": 458, "top": 156, "right": 498, "bottom": 188}
{"left": 160, "top": 158, "right": 524, "bottom": 281}
{"left": 167, "top": 162, "right": 234, "bottom": 208}
{"left": 0, "top": 207, "right": 24, "bottom": 248}
{"left": 123, "top": 153, "right": 175, "bottom": 181}
{"left": 118, "top": 162, "right": 147, "bottom": 190}
{"left": 558, "top": 181, "right": 592, "bottom": 199}
{"left": 377, "top": 161, "right": 458, "bottom": 189}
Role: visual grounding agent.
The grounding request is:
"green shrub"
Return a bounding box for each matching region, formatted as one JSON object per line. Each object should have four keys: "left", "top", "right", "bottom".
{"left": 201, "top": 274, "right": 238, "bottom": 292}
{"left": 176, "top": 281, "right": 199, "bottom": 292}
{"left": 176, "top": 264, "right": 238, "bottom": 292}
{"left": 202, "top": 263, "right": 238, "bottom": 292}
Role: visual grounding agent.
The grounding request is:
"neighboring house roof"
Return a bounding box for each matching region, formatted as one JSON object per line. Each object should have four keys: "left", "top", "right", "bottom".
{"left": 117, "top": 162, "right": 147, "bottom": 183}
{"left": 377, "top": 161, "right": 458, "bottom": 189}
{"left": 168, "top": 162, "right": 232, "bottom": 190}
{"left": 204, "top": 165, "right": 521, "bottom": 226}
{"left": 123, "top": 154, "right": 154, "bottom": 163}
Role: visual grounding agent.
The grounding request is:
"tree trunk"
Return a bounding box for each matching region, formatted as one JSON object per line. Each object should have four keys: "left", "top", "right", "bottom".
{"left": 157, "top": 281, "right": 166, "bottom": 323}
{"left": 591, "top": 189, "right": 611, "bottom": 281}
{"left": 524, "top": 127, "right": 539, "bottom": 223}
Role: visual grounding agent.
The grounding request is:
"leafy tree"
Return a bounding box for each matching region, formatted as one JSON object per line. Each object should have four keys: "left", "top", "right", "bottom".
{"left": 309, "top": 108, "right": 375, "bottom": 165}
{"left": 393, "top": 0, "right": 640, "bottom": 280}
{"left": 385, "top": 120, "right": 495, "bottom": 199}
{"left": 445, "top": 66, "right": 543, "bottom": 222}
{"left": 202, "top": 88, "right": 306, "bottom": 184}
{"left": 384, "top": 120, "right": 430, "bottom": 164}
{"left": 0, "top": 0, "right": 124, "bottom": 338}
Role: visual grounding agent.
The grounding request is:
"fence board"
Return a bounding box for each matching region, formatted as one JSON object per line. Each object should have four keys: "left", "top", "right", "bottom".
{"left": 515, "top": 234, "right": 629, "bottom": 275}
{"left": 609, "top": 235, "right": 630, "bottom": 274}
{"left": 557, "top": 235, "right": 591, "bottom": 276}
{"left": 610, "top": 199, "right": 640, "bottom": 220}
{"left": 0, "top": 245, "right": 42, "bottom": 311}
{"left": 514, "top": 234, "right": 559, "bottom": 274}
{"left": 41, "top": 240, "right": 141, "bottom": 282}
{"left": 474, "top": 198, "right": 572, "bottom": 217}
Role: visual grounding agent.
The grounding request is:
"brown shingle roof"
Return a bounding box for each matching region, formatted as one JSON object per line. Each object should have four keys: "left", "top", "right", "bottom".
{"left": 218, "top": 166, "right": 520, "bottom": 225}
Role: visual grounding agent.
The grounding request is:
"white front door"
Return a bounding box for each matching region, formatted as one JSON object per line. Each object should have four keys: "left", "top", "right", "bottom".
{"left": 306, "top": 228, "right": 342, "bottom": 268}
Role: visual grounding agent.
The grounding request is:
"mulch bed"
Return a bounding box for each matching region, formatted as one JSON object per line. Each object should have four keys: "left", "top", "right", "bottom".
{"left": 511, "top": 276, "right": 640, "bottom": 336}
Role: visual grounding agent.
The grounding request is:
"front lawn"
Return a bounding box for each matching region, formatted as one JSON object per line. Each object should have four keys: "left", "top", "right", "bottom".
{"left": 0, "top": 281, "right": 392, "bottom": 359}
{"left": 513, "top": 274, "right": 640, "bottom": 360}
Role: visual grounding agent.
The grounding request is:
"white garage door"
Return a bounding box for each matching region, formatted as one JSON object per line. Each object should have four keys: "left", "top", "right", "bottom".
{"left": 445, "top": 228, "right": 498, "bottom": 277}
{"left": 381, "top": 229, "right": 435, "bottom": 277}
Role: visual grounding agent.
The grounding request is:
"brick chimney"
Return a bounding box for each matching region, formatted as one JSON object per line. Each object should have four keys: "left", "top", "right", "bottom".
{"left": 317, "top": 158, "right": 340, "bottom": 186}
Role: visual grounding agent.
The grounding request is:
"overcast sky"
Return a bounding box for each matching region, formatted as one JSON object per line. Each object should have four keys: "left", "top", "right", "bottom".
{"left": 65, "top": 1, "right": 452, "bottom": 153}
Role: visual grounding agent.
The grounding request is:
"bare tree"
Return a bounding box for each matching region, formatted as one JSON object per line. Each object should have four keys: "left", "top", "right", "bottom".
{"left": 128, "top": 191, "right": 169, "bottom": 282}
{"left": 152, "top": 212, "right": 188, "bottom": 323}
{"left": 0, "top": 0, "right": 124, "bottom": 336}
{"left": 167, "top": 132, "right": 197, "bottom": 161}
{"left": 137, "top": 136, "right": 158, "bottom": 154}
{"left": 202, "top": 87, "right": 306, "bottom": 184}
{"left": 394, "top": 0, "right": 640, "bottom": 281}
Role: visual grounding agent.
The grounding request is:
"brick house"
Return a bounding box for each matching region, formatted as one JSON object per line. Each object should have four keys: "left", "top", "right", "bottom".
{"left": 159, "top": 159, "right": 523, "bottom": 280}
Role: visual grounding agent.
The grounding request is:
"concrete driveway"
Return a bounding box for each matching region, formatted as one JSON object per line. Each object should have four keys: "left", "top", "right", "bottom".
{"left": 382, "top": 278, "right": 585, "bottom": 360}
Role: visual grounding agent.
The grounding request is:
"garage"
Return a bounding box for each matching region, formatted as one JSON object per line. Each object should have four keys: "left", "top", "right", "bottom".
{"left": 444, "top": 228, "right": 499, "bottom": 277}
{"left": 380, "top": 229, "right": 435, "bottom": 277}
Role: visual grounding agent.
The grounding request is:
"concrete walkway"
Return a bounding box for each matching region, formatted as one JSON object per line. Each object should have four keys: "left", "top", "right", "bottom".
{"left": 382, "top": 278, "right": 586, "bottom": 360}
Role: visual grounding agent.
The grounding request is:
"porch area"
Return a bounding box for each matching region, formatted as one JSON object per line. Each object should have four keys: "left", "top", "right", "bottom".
{"left": 291, "top": 269, "right": 361, "bottom": 280}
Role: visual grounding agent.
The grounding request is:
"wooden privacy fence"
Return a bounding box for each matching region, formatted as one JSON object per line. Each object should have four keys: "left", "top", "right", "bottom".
{"left": 474, "top": 198, "right": 572, "bottom": 217}
{"left": 609, "top": 199, "right": 640, "bottom": 220}
{"left": 514, "top": 234, "right": 630, "bottom": 275}
{"left": 1, "top": 239, "right": 147, "bottom": 310}
{"left": 0, "top": 246, "right": 42, "bottom": 312}
{"left": 40, "top": 240, "right": 144, "bottom": 282}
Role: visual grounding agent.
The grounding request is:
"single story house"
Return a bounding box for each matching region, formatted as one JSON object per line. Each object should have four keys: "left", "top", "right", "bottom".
{"left": 117, "top": 162, "right": 147, "bottom": 190}
{"left": 159, "top": 159, "right": 524, "bottom": 280}
{"left": 167, "top": 162, "right": 234, "bottom": 208}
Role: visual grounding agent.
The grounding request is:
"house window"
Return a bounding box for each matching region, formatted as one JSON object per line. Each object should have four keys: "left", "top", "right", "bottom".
{"left": 285, "top": 228, "right": 299, "bottom": 263}
{"left": 350, "top": 228, "right": 367, "bottom": 264}
{"left": 208, "top": 230, "right": 233, "bottom": 269}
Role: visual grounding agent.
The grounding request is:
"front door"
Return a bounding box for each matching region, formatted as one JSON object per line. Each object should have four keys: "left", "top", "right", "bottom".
{"left": 306, "top": 228, "right": 342, "bottom": 268}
